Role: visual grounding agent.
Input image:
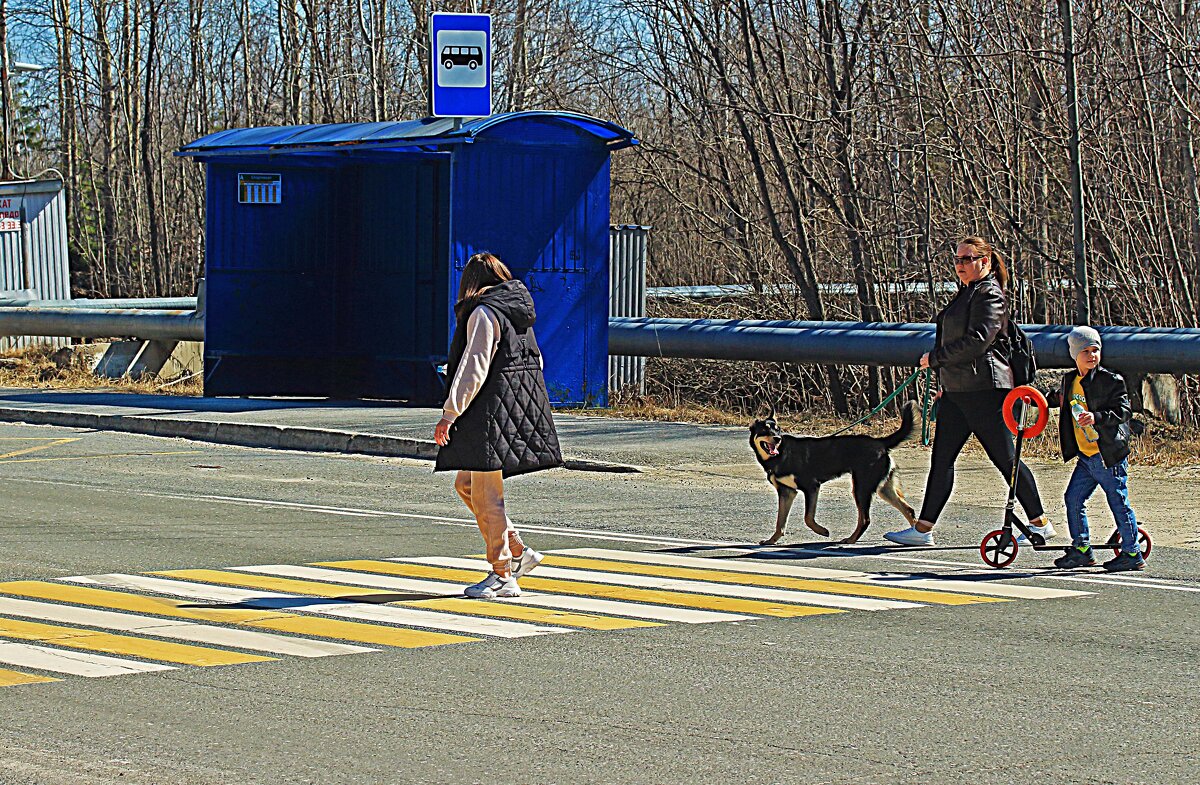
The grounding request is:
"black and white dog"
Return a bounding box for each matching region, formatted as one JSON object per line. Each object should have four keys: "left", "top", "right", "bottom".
{"left": 749, "top": 402, "right": 918, "bottom": 545}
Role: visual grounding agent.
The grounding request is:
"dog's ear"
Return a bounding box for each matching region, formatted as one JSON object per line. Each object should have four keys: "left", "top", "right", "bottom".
{"left": 767, "top": 402, "right": 776, "bottom": 421}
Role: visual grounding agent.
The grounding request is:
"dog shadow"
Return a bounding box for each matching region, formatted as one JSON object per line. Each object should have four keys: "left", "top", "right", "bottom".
{"left": 662, "top": 541, "right": 974, "bottom": 558}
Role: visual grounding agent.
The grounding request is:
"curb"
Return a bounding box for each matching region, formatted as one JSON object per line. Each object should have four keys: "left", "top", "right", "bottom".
{"left": 0, "top": 407, "right": 640, "bottom": 473}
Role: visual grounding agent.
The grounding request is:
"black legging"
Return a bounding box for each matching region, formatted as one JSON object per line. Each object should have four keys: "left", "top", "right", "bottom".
{"left": 920, "top": 388, "right": 1046, "bottom": 524}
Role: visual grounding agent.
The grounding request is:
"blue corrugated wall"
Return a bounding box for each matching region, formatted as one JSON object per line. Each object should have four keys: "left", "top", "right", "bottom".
{"left": 205, "top": 161, "right": 341, "bottom": 395}
{"left": 449, "top": 122, "right": 611, "bottom": 406}
{"left": 204, "top": 158, "right": 450, "bottom": 399}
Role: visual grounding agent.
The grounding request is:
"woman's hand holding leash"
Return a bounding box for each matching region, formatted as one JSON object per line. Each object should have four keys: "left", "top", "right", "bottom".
{"left": 434, "top": 416, "right": 454, "bottom": 447}
{"left": 918, "top": 354, "right": 941, "bottom": 401}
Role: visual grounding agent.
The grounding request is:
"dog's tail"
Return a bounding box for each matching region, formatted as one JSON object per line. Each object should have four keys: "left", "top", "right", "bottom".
{"left": 880, "top": 401, "right": 916, "bottom": 450}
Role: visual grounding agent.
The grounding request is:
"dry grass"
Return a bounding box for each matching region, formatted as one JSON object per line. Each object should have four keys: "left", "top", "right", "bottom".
{"left": 0, "top": 344, "right": 203, "bottom": 396}
{"left": 564, "top": 393, "right": 1200, "bottom": 468}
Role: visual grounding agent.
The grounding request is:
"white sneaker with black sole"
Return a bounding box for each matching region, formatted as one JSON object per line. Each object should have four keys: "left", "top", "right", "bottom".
{"left": 1016, "top": 520, "right": 1057, "bottom": 545}
{"left": 464, "top": 572, "right": 522, "bottom": 599}
{"left": 512, "top": 548, "right": 543, "bottom": 579}
{"left": 883, "top": 526, "right": 935, "bottom": 546}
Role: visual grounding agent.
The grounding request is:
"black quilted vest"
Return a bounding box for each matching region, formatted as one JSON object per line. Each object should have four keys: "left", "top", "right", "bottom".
{"left": 435, "top": 280, "right": 564, "bottom": 477}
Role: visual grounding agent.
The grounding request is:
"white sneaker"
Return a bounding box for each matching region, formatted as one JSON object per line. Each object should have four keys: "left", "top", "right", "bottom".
{"left": 883, "top": 526, "right": 935, "bottom": 546}
{"left": 512, "top": 548, "right": 543, "bottom": 579}
{"left": 1016, "top": 520, "right": 1057, "bottom": 545}
{"left": 464, "top": 572, "right": 522, "bottom": 599}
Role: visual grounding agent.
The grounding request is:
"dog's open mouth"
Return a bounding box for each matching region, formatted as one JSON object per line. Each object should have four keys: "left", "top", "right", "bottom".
{"left": 761, "top": 437, "right": 780, "bottom": 457}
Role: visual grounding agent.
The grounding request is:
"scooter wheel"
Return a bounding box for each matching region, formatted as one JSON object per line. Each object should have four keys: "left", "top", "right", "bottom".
{"left": 980, "top": 529, "right": 1019, "bottom": 568}
{"left": 1111, "top": 526, "right": 1153, "bottom": 559}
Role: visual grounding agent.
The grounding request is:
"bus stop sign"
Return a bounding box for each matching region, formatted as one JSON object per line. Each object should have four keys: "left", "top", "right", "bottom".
{"left": 430, "top": 13, "right": 492, "bottom": 118}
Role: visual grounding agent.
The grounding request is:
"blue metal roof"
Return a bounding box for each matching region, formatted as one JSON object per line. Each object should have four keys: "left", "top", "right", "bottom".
{"left": 177, "top": 111, "right": 637, "bottom": 158}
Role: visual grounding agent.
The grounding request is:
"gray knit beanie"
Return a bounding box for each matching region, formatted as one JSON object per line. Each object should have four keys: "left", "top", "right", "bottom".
{"left": 1067, "top": 325, "right": 1102, "bottom": 360}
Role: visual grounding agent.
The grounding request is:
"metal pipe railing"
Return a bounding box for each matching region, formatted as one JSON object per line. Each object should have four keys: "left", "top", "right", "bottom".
{"left": 609, "top": 318, "right": 1200, "bottom": 374}
{"left": 613, "top": 317, "right": 1198, "bottom": 335}
{"left": 0, "top": 307, "right": 1197, "bottom": 375}
{"left": 0, "top": 307, "right": 204, "bottom": 342}
{"left": 0, "top": 296, "right": 199, "bottom": 310}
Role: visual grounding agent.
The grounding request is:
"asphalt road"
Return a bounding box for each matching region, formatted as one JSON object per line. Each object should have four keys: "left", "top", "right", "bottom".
{"left": 0, "top": 423, "right": 1196, "bottom": 785}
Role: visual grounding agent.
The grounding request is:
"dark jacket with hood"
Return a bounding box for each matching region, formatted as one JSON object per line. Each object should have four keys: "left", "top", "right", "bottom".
{"left": 1050, "top": 365, "right": 1132, "bottom": 468}
{"left": 929, "top": 274, "right": 1014, "bottom": 392}
{"left": 435, "top": 279, "right": 563, "bottom": 477}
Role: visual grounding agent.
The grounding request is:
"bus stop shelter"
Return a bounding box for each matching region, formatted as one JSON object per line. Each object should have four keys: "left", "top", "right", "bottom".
{"left": 177, "top": 111, "right": 637, "bottom": 405}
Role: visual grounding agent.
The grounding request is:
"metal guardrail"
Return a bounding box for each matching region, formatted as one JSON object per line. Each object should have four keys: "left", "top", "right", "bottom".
{"left": 647, "top": 281, "right": 1119, "bottom": 300}
{"left": 608, "top": 317, "right": 1200, "bottom": 374}
{"left": 0, "top": 296, "right": 199, "bottom": 309}
{"left": 1, "top": 306, "right": 1198, "bottom": 375}
{"left": 0, "top": 307, "right": 204, "bottom": 342}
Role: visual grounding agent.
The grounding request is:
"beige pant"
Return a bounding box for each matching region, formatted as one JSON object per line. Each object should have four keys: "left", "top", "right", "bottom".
{"left": 454, "top": 470, "right": 526, "bottom": 577}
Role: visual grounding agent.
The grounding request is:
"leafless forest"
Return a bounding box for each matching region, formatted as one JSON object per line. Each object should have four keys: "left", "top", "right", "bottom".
{"left": 3, "top": 0, "right": 1199, "bottom": 419}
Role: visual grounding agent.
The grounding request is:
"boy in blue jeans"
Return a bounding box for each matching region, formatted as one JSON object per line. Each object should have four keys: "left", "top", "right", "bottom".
{"left": 1050, "top": 326, "right": 1145, "bottom": 571}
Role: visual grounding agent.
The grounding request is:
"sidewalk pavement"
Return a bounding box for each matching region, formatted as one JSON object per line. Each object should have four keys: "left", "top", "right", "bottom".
{"left": 0, "top": 388, "right": 753, "bottom": 472}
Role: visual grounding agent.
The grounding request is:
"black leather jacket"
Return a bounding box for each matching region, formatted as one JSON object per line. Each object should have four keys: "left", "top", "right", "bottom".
{"left": 929, "top": 274, "right": 1013, "bottom": 392}
{"left": 1049, "top": 366, "right": 1132, "bottom": 468}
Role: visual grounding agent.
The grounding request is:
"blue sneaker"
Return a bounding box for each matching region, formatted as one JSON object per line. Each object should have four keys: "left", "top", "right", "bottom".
{"left": 1053, "top": 546, "right": 1096, "bottom": 569}
{"left": 1102, "top": 552, "right": 1145, "bottom": 572}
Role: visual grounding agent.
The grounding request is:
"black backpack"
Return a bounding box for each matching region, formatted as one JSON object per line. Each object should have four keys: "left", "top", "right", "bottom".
{"left": 997, "top": 318, "right": 1037, "bottom": 386}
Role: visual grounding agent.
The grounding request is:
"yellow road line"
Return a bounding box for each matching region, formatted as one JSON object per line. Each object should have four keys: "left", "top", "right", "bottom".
{"left": 537, "top": 555, "right": 1004, "bottom": 606}
{"left": 0, "top": 438, "right": 80, "bottom": 460}
{"left": 0, "top": 616, "right": 273, "bottom": 666}
{"left": 0, "top": 667, "right": 58, "bottom": 687}
{"left": 0, "top": 581, "right": 475, "bottom": 649}
{"left": 0, "top": 450, "right": 201, "bottom": 465}
{"left": 320, "top": 561, "right": 841, "bottom": 619}
{"left": 401, "top": 597, "right": 661, "bottom": 630}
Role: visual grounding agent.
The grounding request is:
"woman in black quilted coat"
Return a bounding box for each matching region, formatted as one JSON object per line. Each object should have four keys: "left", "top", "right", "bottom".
{"left": 433, "top": 252, "right": 563, "bottom": 599}
{"left": 884, "top": 236, "right": 1050, "bottom": 547}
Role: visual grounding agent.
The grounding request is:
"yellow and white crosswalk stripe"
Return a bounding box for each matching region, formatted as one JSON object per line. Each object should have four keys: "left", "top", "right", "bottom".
{"left": 23, "top": 578, "right": 475, "bottom": 649}
{"left": 0, "top": 594, "right": 375, "bottom": 658}
{"left": 374, "top": 559, "right": 843, "bottom": 618}
{"left": 397, "top": 556, "right": 918, "bottom": 612}
{"left": 0, "top": 616, "right": 274, "bottom": 666}
{"left": 535, "top": 553, "right": 1005, "bottom": 606}
{"left": 608, "top": 548, "right": 1090, "bottom": 600}
{"left": 64, "top": 573, "right": 537, "bottom": 640}
{"left": 315, "top": 560, "right": 753, "bottom": 624}
{"left": 0, "top": 546, "right": 1089, "bottom": 689}
{"left": 0, "top": 640, "right": 176, "bottom": 677}
{"left": 227, "top": 565, "right": 660, "bottom": 631}
{"left": 149, "top": 569, "right": 574, "bottom": 638}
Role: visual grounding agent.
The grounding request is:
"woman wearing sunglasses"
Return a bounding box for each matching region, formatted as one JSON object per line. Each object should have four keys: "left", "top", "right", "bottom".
{"left": 884, "top": 236, "right": 1052, "bottom": 546}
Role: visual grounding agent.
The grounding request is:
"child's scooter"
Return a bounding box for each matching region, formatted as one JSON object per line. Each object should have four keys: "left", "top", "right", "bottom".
{"left": 978, "top": 386, "right": 1152, "bottom": 568}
